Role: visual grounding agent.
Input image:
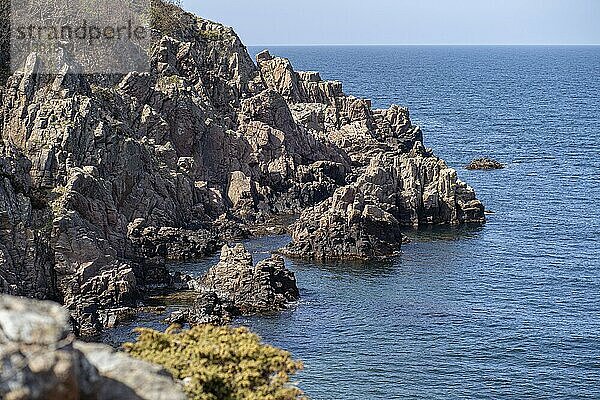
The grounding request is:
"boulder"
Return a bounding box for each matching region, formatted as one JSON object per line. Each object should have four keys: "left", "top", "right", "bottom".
{"left": 0, "top": 295, "right": 187, "bottom": 400}
{"left": 198, "top": 244, "right": 299, "bottom": 314}
{"left": 75, "top": 342, "right": 187, "bottom": 400}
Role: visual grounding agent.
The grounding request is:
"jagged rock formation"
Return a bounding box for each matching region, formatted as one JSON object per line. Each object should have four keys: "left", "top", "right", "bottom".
{"left": 0, "top": 3, "right": 484, "bottom": 332}
{"left": 0, "top": 144, "right": 56, "bottom": 300}
{"left": 200, "top": 244, "right": 299, "bottom": 313}
{"left": 466, "top": 157, "right": 505, "bottom": 170}
{"left": 127, "top": 218, "right": 222, "bottom": 262}
{"left": 282, "top": 143, "right": 485, "bottom": 260}
{"left": 199, "top": 244, "right": 299, "bottom": 313}
{"left": 168, "top": 244, "right": 299, "bottom": 326}
{"left": 0, "top": 294, "right": 187, "bottom": 400}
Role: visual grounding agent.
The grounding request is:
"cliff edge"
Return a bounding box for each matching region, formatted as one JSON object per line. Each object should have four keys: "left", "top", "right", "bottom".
{"left": 0, "top": 3, "right": 484, "bottom": 333}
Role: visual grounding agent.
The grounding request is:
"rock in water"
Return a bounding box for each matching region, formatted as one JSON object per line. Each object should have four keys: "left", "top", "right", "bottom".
{"left": 168, "top": 244, "right": 299, "bottom": 326}
{"left": 280, "top": 185, "right": 404, "bottom": 261}
{"left": 282, "top": 143, "right": 486, "bottom": 260}
{"left": 199, "top": 244, "right": 300, "bottom": 313}
{"left": 0, "top": 295, "right": 186, "bottom": 400}
{"left": 466, "top": 158, "right": 505, "bottom": 170}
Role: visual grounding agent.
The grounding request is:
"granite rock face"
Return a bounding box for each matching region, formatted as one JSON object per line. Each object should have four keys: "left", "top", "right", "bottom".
{"left": 256, "top": 50, "right": 484, "bottom": 259}
{"left": 199, "top": 244, "right": 299, "bottom": 313}
{"left": 0, "top": 2, "right": 484, "bottom": 331}
{"left": 168, "top": 244, "right": 299, "bottom": 326}
{"left": 0, "top": 144, "right": 56, "bottom": 301}
{"left": 0, "top": 294, "right": 186, "bottom": 400}
{"left": 282, "top": 135, "right": 485, "bottom": 260}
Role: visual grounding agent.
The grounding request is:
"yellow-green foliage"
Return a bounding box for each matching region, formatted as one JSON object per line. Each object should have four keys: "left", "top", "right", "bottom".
{"left": 124, "top": 325, "right": 305, "bottom": 400}
{"left": 199, "top": 30, "right": 224, "bottom": 41}
{"left": 149, "top": 0, "right": 185, "bottom": 36}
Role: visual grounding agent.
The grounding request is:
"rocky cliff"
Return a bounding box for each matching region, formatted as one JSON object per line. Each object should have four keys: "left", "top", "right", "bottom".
{"left": 0, "top": 3, "right": 484, "bottom": 333}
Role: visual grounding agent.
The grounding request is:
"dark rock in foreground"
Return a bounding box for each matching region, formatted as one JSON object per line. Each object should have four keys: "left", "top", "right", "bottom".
{"left": 0, "top": 295, "right": 186, "bottom": 400}
{"left": 466, "top": 158, "right": 505, "bottom": 170}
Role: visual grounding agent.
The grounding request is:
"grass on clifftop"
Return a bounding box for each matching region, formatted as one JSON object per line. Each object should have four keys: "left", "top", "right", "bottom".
{"left": 124, "top": 325, "right": 305, "bottom": 400}
{"left": 150, "top": 0, "right": 186, "bottom": 36}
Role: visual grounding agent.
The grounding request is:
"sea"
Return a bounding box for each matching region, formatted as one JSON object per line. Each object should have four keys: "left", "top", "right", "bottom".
{"left": 104, "top": 46, "right": 600, "bottom": 399}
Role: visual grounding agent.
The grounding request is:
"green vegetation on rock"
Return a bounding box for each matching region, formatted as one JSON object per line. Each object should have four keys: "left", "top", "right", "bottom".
{"left": 199, "top": 29, "right": 225, "bottom": 41}
{"left": 149, "top": 0, "right": 185, "bottom": 37}
{"left": 124, "top": 325, "right": 305, "bottom": 400}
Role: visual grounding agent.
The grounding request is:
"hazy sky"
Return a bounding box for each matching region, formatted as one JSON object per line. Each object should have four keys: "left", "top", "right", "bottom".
{"left": 183, "top": 0, "right": 600, "bottom": 45}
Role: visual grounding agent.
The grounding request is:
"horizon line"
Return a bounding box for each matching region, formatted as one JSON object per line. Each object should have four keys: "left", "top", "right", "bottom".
{"left": 246, "top": 43, "right": 600, "bottom": 48}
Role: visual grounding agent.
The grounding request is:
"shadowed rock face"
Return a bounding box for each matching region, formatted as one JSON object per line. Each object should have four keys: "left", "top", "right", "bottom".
{"left": 0, "top": 4, "right": 484, "bottom": 332}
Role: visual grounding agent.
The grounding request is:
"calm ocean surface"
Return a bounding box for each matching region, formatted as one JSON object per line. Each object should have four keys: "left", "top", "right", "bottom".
{"left": 106, "top": 46, "right": 600, "bottom": 399}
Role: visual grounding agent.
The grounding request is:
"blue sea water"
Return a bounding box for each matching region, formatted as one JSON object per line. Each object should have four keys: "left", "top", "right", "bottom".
{"left": 104, "top": 46, "right": 600, "bottom": 399}
{"left": 240, "top": 46, "right": 600, "bottom": 399}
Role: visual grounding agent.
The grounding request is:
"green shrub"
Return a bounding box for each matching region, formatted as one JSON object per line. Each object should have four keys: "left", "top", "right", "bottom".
{"left": 124, "top": 325, "right": 305, "bottom": 400}
{"left": 149, "top": 0, "right": 185, "bottom": 37}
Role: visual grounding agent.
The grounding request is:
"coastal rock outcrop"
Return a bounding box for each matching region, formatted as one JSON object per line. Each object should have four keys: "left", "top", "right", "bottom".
{"left": 282, "top": 141, "right": 485, "bottom": 260}
{"left": 168, "top": 244, "right": 299, "bottom": 326}
{"left": 0, "top": 294, "right": 187, "bottom": 400}
{"left": 280, "top": 185, "right": 404, "bottom": 260}
{"left": 466, "top": 157, "right": 505, "bottom": 170}
{"left": 199, "top": 244, "right": 299, "bottom": 313}
{"left": 0, "top": 1, "right": 485, "bottom": 331}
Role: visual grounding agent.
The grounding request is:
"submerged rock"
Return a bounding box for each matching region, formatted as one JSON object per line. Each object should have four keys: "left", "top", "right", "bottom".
{"left": 466, "top": 157, "right": 505, "bottom": 170}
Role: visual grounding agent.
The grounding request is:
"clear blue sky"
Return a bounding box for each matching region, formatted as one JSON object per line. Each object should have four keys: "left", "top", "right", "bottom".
{"left": 183, "top": 0, "right": 600, "bottom": 45}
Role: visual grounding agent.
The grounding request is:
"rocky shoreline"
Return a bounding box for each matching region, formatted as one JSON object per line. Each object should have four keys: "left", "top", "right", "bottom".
{"left": 167, "top": 243, "right": 300, "bottom": 326}
{"left": 0, "top": 2, "right": 485, "bottom": 334}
